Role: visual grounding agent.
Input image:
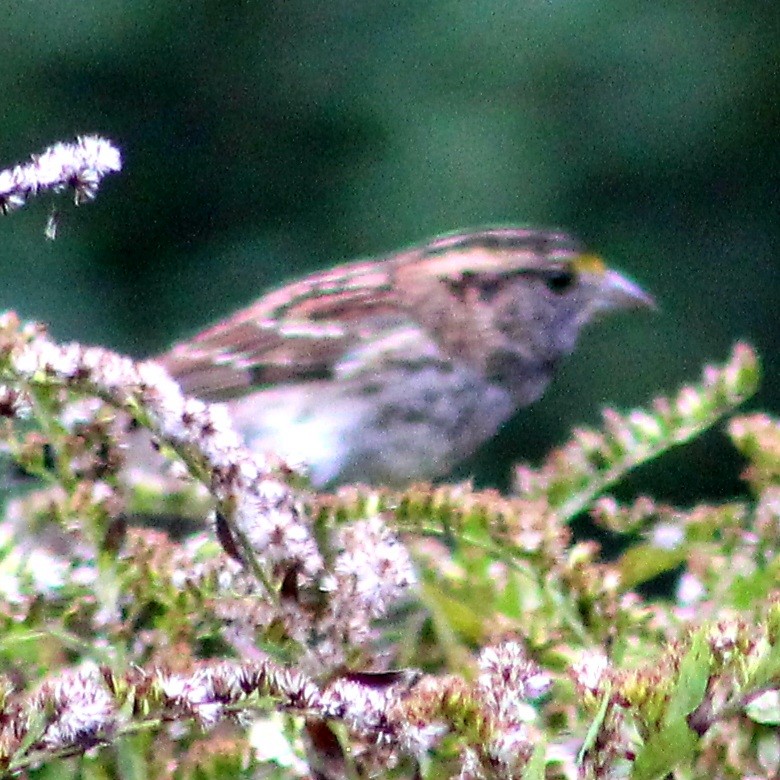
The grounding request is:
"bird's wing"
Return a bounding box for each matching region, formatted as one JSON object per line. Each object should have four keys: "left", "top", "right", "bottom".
{"left": 157, "top": 257, "right": 411, "bottom": 400}
{"left": 157, "top": 228, "right": 589, "bottom": 400}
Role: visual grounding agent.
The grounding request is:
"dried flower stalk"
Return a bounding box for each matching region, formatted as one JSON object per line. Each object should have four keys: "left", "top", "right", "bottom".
{"left": 0, "top": 136, "right": 121, "bottom": 216}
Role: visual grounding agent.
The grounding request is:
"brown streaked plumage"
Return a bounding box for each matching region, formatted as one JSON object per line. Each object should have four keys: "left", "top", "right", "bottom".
{"left": 156, "top": 228, "right": 653, "bottom": 486}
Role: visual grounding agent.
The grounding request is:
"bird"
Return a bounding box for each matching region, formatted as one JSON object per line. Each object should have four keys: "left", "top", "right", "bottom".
{"left": 155, "top": 227, "right": 654, "bottom": 487}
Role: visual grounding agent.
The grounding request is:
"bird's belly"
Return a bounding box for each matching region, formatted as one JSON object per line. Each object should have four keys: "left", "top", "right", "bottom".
{"left": 228, "top": 366, "right": 515, "bottom": 488}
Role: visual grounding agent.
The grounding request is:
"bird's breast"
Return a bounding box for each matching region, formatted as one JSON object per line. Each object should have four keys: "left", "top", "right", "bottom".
{"left": 226, "top": 361, "right": 515, "bottom": 487}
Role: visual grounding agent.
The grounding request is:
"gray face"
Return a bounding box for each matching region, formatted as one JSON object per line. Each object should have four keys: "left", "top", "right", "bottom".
{"left": 439, "top": 267, "right": 583, "bottom": 403}
{"left": 478, "top": 262, "right": 650, "bottom": 403}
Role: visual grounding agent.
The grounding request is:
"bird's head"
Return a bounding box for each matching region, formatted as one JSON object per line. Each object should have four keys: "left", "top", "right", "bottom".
{"left": 395, "top": 227, "right": 654, "bottom": 403}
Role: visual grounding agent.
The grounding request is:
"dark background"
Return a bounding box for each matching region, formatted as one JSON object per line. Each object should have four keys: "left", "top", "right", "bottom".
{"left": 1, "top": 1, "right": 777, "bottom": 501}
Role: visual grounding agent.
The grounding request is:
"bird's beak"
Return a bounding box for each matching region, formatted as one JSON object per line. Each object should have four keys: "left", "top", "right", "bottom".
{"left": 598, "top": 269, "right": 656, "bottom": 311}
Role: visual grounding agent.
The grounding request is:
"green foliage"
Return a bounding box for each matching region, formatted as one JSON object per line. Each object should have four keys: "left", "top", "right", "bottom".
{"left": 1, "top": 317, "right": 779, "bottom": 778}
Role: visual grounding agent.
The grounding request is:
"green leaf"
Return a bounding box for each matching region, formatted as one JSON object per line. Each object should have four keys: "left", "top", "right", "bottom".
{"left": 745, "top": 690, "right": 780, "bottom": 725}
{"left": 665, "top": 631, "right": 711, "bottom": 725}
{"left": 631, "top": 632, "right": 711, "bottom": 780}
{"left": 522, "top": 739, "right": 546, "bottom": 780}
{"left": 577, "top": 682, "right": 611, "bottom": 765}
{"left": 115, "top": 732, "right": 152, "bottom": 780}
{"left": 618, "top": 544, "right": 686, "bottom": 590}
{"left": 728, "top": 564, "right": 780, "bottom": 610}
{"left": 751, "top": 637, "right": 780, "bottom": 689}
{"left": 421, "top": 579, "right": 486, "bottom": 645}
{"left": 631, "top": 718, "right": 698, "bottom": 780}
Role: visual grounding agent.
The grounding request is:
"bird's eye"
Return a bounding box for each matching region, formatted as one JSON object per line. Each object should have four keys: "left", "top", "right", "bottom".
{"left": 543, "top": 268, "right": 576, "bottom": 294}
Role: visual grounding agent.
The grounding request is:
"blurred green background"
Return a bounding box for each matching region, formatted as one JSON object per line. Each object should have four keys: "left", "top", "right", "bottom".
{"left": 1, "top": 1, "right": 777, "bottom": 501}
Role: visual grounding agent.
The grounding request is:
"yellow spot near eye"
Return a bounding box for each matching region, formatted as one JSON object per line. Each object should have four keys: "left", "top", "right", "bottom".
{"left": 573, "top": 254, "right": 606, "bottom": 275}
